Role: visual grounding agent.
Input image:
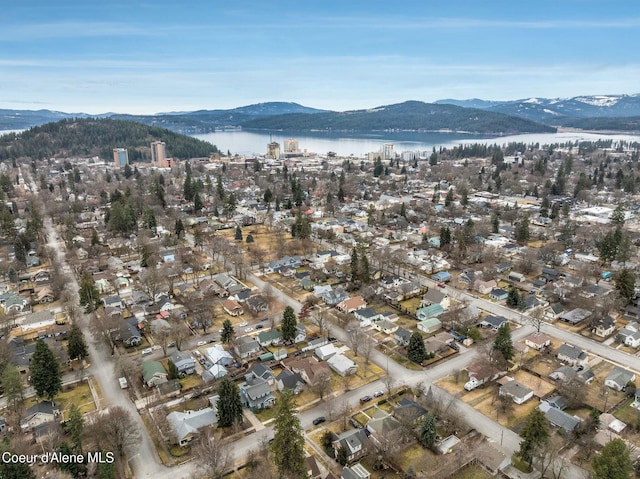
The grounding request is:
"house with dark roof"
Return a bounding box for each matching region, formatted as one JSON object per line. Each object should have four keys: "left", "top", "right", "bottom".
{"left": 142, "top": 361, "right": 168, "bottom": 387}
{"left": 394, "top": 397, "right": 428, "bottom": 424}
{"left": 592, "top": 316, "right": 616, "bottom": 338}
{"left": 479, "top": 315, "right": 508, "bottom": 330}
{"left": 234, "top": 336, "right": 261, "bottom": 359}
{"left": 249, "top": 363, "right": 275, "bottom": 385}
{"left": 539, "top": 401, "right": 580, "bottom": 433}
{"left": 489, "top": 288, "right": 508, "bottom": 301}
{"left": 394, "top": 327, "right": 412, "bottom": 347}
{"left": 246, "top": 295, "right": 269, "bottom": 313}
{"left": 276, "top": 370, "right": 305, "bottom": 394}
{"left": 169, "top": 351, "right": 196, "bottom": 376}
{"left": 21, "top": 401, "right": 60, "bottom": 431}
{"left": 333, "top": 429, "right": 368, "bottom": 462}
{"left": 605, "top": 366, "right": 635, "bottom": 392}
{"left": 556, "top": 344, "right": 588, "bottom": 367}
{"left": 239, "top": 377, "right": 275, "bottom": 411}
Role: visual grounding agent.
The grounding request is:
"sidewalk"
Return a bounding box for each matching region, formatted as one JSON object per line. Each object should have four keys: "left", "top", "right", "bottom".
{"left": 243, "top": 408, "right": 265, "bottom": 431}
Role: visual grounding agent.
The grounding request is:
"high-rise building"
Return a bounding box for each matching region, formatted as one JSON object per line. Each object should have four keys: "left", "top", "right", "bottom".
{"left": 284, "top": 138, "right": 299, "bottom": 153}
{"left": 151, "top": 141, "right": 166, "bottom": 166}
{"left": 113, "top": 148, "right": 128, "bottom": 168}
{"left": 382, "top": 143, "right": 395, "bottom": 161}
{"left": 267, "top": 141, "right": 281, "bottom": 159}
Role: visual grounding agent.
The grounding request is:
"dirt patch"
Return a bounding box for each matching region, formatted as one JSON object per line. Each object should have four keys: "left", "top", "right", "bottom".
{"left": 512, "top": 370, "right": 556, "bottom": 398}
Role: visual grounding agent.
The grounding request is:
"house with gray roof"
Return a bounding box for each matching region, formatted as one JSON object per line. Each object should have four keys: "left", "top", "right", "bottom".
{"left": 539, "top": 401, "right": 580, "bottom": 433}
{"left": 239, "top": 377, "right": 275, "bottom": 411}
{"left": 605, "top": 366, "right": 636, "bottom": 392}
{"left": 333, "top": 429, "right": 368, "bottom": 463}
{"left": 249, "top": 362, "right": 275, "bottom": 385}
{"left": 341, "top": 463, "right": 371, "bottom": 479}
{"left": 21, "top": 401, "right": 60, "bottom": 431}
{"left": 556, "top": 344, "right": 588, "bottom": 367}
{"left": 234, "top": 336, "right": 261, "bottom": 359}
{"left": 166, "top": 408, "right": 217, "bottom": 446}
{"left": 394, "top": 327, "right": 412, "bottom": 346}
{"left": 499, "top": 380, "right": 533, "bottom": 404}
{"left": 169, "top": 350, "right": 196, "bottom": 376}
{"left": 276, "top": 370, "right": 305, "bottom": 394}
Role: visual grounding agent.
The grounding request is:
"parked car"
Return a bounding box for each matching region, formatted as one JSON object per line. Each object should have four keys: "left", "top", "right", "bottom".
{"left": 141, "top": 348, "right": 153, "bottom": 356}
{"left": 328, "top": 336, "right": 337, "bottom": 342}
{"left": 449, "top": 342, "right": 460, "bottom": 351}
{"left": 312, "top": 416, "right": 326, "bottom": 426}
{"left": 255, "top": 324, "right": 264, "bottom": 329}
{"left": 238, "top": 321, "right": 248, "bottom": 327}
{"left": 349, "top": 418, "right": 362, "bottom": 428}
{"left": 437, "top": 282, "right": 445, "bottom": 288}
{"left": 373, "top": 391, "right": 384, "bottom": 398}
{"left": 196, "top": 340, "right": 207, "bottom": 346}
{"left": 360, "top": 395, "right": 372, "bottom": 404}
{"left": 244, "top": 327, "right": 254, "bottom": 333}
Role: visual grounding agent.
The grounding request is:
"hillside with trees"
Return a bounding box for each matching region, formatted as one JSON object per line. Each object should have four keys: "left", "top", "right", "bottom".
{"left": 241, "top": 101, "right": 557, "bottom": 135}
{"left": 0, "top": 118, "right": 218, "bottom": 162}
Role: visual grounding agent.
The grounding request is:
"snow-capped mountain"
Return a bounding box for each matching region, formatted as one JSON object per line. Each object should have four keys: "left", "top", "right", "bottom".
{"left": 436, "top": 94, "right": 640, "bottom": 123}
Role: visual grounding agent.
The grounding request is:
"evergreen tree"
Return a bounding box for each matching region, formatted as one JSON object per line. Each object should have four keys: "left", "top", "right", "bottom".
{"left": 79, "top": 271, "right": 101, "bottom": 312}
{"left": 281, "top": 306, "right": 298, "bottom": 342}
{"left": 272, "top": 389, "right": 307, "bottom": 478}
{"left": 193, "top": 191, "right": 202, "bottom": 214}
{"left": 1, "top": 364, "right": 24, "bottom": 417}
{"left": 58, "top": 441, "right": 87, "bottom": 478}
{"left": 493, "top": 324, "right": 514, "bottom": 362}
{"left": 221, "top": 319, "right": 235, "bottom": 344}
{"left": 0, "top": 445, "right": 36, "bottom": 479}
{"left": 263, "top": 188, "right": 273, "bottom": 204}
{"left": 234, "top": 225, "right": 243, "bottom": 241}
{"left": 444, "top": 189, "right": 454, "bottom": 207}
{"left": 174, "top": 218, "right": 184, "bottom": 238}
{"left": 336, "top": 445, "right": 348, "bottom": 466}
{"left": 66, "top": 403, "right": 84, "bottom": 452}
{"left": 439, "top": 226, "right": 451, "bottom": 248}
{"left": 350, "top": 248, "right": 359, "bottom": 280}
{"left": 506, "top": 286, "right": 520, "bottom": 308}
{"left": 217, "top": 378, "right": 243, "bottom": 427}
{"left": 360, "top": 255, "right": 370, "bottom": 283}
{"left": 616, "top": 268, "right": 636, "bottom": 305}
{"left": 492, "top": 214, "right": 500, "bottom": 234}
{"left": 407, "top": 332, "right": 427, "bottom": 364}
{"left": 592, "top": 438, "right": 632, "bottom": 479}
{"left": 611, "top": 203, "right": 626, "bottom": 226}
{"left": 67, "top": 324, "right": 89, "bottom": 361}
{"left": 31, "top": 339, "right": 62, "bottom": 401}
{"left": 518, "top": 408, "right": 550, "bottom": 465}
{"left": 418, "top": 412, "right": 437, "bottom": 448}
{"left": 515, "top": 215, "right": 530, "bottom": 243}
{"left": 246, "top": 233, "right": 254, "bottom": 243}
{"left": 167, "top": 360, "right": 179, "bottom": 380}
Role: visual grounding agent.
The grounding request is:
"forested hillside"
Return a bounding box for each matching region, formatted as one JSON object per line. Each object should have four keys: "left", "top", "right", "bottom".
{"left": 0, "top": 118, "right": 218, "bottom": 162}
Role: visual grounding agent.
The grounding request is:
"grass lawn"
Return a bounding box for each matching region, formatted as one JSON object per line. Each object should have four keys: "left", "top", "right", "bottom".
{"left": 179, "top": 374, "right": 203, "bottom": 391}
{"left": 44, "top": 382, "right": 97, "bottom": 418}
{"left": 353, "top": 412, "right": 369, "bottom": 426}
{"left": 399, "top": 297, "right": 422, "bottom": 314}
{"left": 254, "top": 406, "right": 278, "bottom": 422}
{"left": 614, "top": 398, "right": 640, "bottom": 425}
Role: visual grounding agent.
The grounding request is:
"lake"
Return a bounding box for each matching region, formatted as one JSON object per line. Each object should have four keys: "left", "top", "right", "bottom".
{"left": 193, "top": 130, "right": 640, "bottom": 157}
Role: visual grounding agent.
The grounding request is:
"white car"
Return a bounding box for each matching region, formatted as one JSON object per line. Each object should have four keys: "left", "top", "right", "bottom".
{"left": 373, "top": 390, "right": 384, "bottom": 398}
{"left": 244, "top": 327, "right": 254, "bottom": 333}
{"left": 238, "top": 321, "right": 248, "bottom": 327}
{"left": 196, "top": 340, "right": 207, "bottom": 346}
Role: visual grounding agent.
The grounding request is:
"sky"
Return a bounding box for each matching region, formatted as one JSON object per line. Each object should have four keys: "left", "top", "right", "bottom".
{"left": 2, "top": 0, "right": 640, "bottom": 114}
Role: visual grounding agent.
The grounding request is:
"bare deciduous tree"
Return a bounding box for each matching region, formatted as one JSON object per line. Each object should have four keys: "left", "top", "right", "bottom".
{"left": 309, "top": 308, "right": 330, "bottom": 338}
{"left": 192, "top": 429, "right": 232, "bottom": 479}
{"left": 361, "top": 333, "right": 374, "bottom": 365}
{"left": 310, "top": 369, "right": 333, "bottom": 401}
{"left": 139, "top": 268, "right": 166, "bottom": 304}
{"left": 86, "top": 406, "right": 141, "bottom": 461}
{"left": 346, "top": 321, "right": 362, "bottom": 356}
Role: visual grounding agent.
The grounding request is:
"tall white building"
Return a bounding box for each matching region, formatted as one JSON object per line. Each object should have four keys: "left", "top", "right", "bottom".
{"left": 382, "top": 143, "right": 395, "bottom": 161}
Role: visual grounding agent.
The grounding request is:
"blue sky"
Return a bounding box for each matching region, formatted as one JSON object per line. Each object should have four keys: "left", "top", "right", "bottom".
{"left": 2, "top": 0, "right": 639, "bottom": 114}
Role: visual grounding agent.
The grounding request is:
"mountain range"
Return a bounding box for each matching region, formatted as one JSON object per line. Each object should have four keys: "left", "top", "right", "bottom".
{"left": 2, "top": 94, "right": 640, "bottom": 135}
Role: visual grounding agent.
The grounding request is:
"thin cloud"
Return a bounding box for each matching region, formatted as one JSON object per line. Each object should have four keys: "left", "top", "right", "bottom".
{"left": 0, "top": 21, "right": 154, "bottom": 40}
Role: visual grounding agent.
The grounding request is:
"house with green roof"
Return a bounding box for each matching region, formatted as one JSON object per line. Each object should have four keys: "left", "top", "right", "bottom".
{"left": 142, "top": 360, "right": 168, "bottom": 387}
{"left": 416, "top": 304, "right": 444, "bottom": 320}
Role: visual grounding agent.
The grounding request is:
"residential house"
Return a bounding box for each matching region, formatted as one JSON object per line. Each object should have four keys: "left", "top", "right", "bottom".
{"left": 166, "top": 408, "right": 217, "bottom": 446}
{"left": 315, "top": 343, "right": 338, "bottom": 361}
{"left": 548, "top": 365, "right": 577, "bottom": 383}
{"left": 366, "top": 411, "right": 404, "bottom": 449}
{"left": 341, "top": 464, "right": 371, "bottom": 479}
{"left": 393, "top": 397, "right": 428, "bottom": 424}
{"left": 20, "top": 310, "right": 55, "bottom": 333}
{"left": 539, "top": 401, "right": 580, "bottom": 433}
{"left": 333, "top": 429, "right": 368, "bottom": 462}
{"left": 249, "top": 363, "right": 275, "bottom": 385}
{"left": 222, "top": 299, "right": 244, "bottom": 316}
{"left": 205, "top": 345, "right": 234, "bottom": 366}
{"left": 142, "top": 361, "right": 168, "bottom": 387}
{"left": 302, "top": 336, "right": 329, "bottom": 352}
{"left": 489, "top": 288, "right": 508, "bottom": 301}
{"left": 0, "top": 291, "right": 29, "bottom": 313}
{"left": 556, "top": 344, "right": 588, "bottom": 367}
{"left": 103, "top": 295, "right": 124, "bottom": 311}
{"left": 465, "top": 364, "right": 501, "bottom": 390}
{"left": 320, "top": 287, "right": 349, "bottom": 306}
{"left": 34, "top": 286, "right": 55, "bottom": 304}
{"left": 416, "top": 304, "right": 444, "bottom": 320}
{"left": 559, "top": 308, "right": 592, "bottom": 325}
{"left": 21, "top": 401, "right": 60, "bottom": 430}
{"left": 479, "top": 315, "right": 508, "bottom": 330}
{"left": 372, "top": 318, "right": 398, "bottom": 335}
{"left": 337, "top": 296, "right": 367, "bottom": 314}
{"left": 276, "top": 370, "right": 305, "bottom": 394}
{"left": 169, "top": 351, "right": 196, "bottom": 376}
{"left": 119, "top": 317, "right": 143, "bottom": 346}
{"left": 353, "top": 308, "right": 381, "bottom": 327}
{"left": 592, "top": 316, "right": 616, "bottom": 338}
{"left": 257, "top": 329, "right": 283, "bottom": 347}
{"left": 524, "top": 333, "right": 551, "bottom": 351}
{"left": 158, "top": 379, "right": 182, "bottom": 398}
{"left": 239, "top": 377, "right": 275, "bottom": 411}
{"left": 234, "top": 336, "right": 261, "bottom": 359}
{"left": 293, "top": 323, "right": 307, "bottom": 343}
{"left": 394, "top": 327, "right": 412, "bottom": 347}
{"left": 288, "top": 357, "right": 332, "bottom": 385}
{"left": 545, "top": 303, "right": 565, "bottom": 321}
{"left": 421, "top": 289, "right": 450, "bottom": 310}
{"left": 605, "top": 366, "right": 635, "bottom": 392}
{"left": 305, "top": 455, "right": 322, "bottom": 479}
{"left": 417, "top": 317, "right": 442, "bottom": 334}
{"left": 499, "top": 380, "right": 534, "bottom": 404}
{"left": 327, "top": 354, "right": 357, "bottom": 376}
{"left": 476, "top": 279, "right": 497, "bottom": 295}
{"left": 431, "top": 271, "right": 451, "bottom": 283}
{"left": 618, "top": 322, "right": 640, "bottom": 348}
{"left": 246, "top": 295, "right": 269, "bottom": 314}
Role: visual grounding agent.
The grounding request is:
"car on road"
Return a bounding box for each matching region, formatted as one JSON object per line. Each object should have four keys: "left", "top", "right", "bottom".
{"left": 312, "top": 416, "right": 326, "bottom": 426}
{"left": 328, "top": 336, "right": 337, "bottom": 342}
{"left": 244, "top": 327, "right": 254, "bottom": 333}
{"left": 359, "top": 395, "right": 372, "bottom": 404}
{"left": 449, "top": 342, "right": 460, "bottom": 351}
{"left": 208, "top": 338, "right": 216, "bottom": 343}
{"left": 260, "top": 317, "right": 268, "bottom": 321}
{"left": 373, "top": 391, "right": 384, "bottom": 398}
{"left": 196, "top": 340, "right": 207, "bottom": 346}
{"left": 255, "top": 324, "right": 264, "bottom": 329}
{"left": 437, "top": 282, "right": 445, "bottom": 288}
{"left": 141, "top": 348, "right": 153, "bottom": 356}
{"left": 238, "top": 321, "right": 248, "bottom": 327}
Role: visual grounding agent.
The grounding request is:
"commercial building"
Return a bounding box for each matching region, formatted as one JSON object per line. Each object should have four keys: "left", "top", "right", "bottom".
{"left": 112, "top": 148, "right": 128, "bottom": 168}
{"left": 151, "top": 141, "right": 166, "bottom": 167}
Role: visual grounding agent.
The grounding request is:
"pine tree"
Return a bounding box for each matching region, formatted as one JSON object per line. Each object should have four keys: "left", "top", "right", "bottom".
{"left": 66, "top": 403, "right": 84, "bottom": 452}
{"left": 234, "top": 225, "right": 243, "bottom": 241}
{"left": 616, "top": 268, "right": 636, "bottom": 305}
{"left": 515, "top": 215, "right": 530, "bottom": 243}
{"left": 350, "top": 248, "right": 359, "bottom": 280}
{"left": 506, "top": 286, "right": 520, "bottom": 308}
{"left": 518, "top": 408, "right": 549, "bottom": 464}
{"left": 492, "top": 214, "right": 500, "bottom": 234}
{"left": 281, "top": 306, "right": 297, "bottom": 342}
{"left": 272, "top": 389, "right": 307, "bottom": 478}
{"left": 67, "top": 324, "right": 89, "bottom": 361}
{"left": 418, "top": 412, "right": 437, "bottom": 448}
{"left": 217, "top": 378, "right": 243, "bottom": 427}
{"left": 167, "top": 360, "right": 179, "bottom": 380}
{"left": 494, "top": 324, "right": 514, "bottom": 363}
{"left": 79, "top": 271, "right": 101, "bottom": 312}
{"left": 221, "top": 319, "right": 235, "bottom": 344}
{"left": 174, "top": 218, "right": 184, "bottom": 238}
{"left": 444, "top": 189, "right": 454, "bottom": 207}
{"left": 407, "top": 332, "right": 427, "bottom": 364}
{"left": 592, "top": 438, "right": 632, "bottom": 479}
{"left": 359, "top": 255, "right": 370, "bottom": 283}
{"left": 31, "top": 339, "right": 62, "bottom": 401}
